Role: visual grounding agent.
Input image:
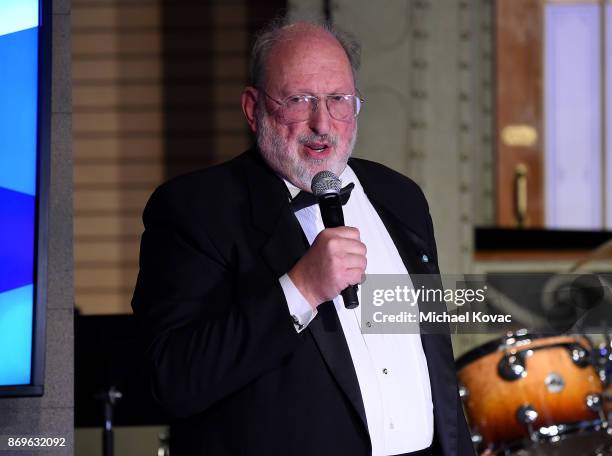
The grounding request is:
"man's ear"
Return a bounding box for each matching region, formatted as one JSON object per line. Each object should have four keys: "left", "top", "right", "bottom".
{"left": 241, "top": 86, "right": 259, "bottom": 133}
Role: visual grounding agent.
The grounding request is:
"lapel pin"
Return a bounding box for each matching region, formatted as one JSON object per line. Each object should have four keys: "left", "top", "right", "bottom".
{"left": 421, "top": 254, "right": 429, "bottom": 263}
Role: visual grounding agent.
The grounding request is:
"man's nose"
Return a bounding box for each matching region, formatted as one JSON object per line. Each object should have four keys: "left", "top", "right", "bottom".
{"left": 308, "top": 99, "right": 331, "bottom": 135}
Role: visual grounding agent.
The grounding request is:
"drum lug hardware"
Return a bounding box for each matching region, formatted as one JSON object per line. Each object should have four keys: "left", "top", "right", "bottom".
{"left": 568, "top": 344, "right": 589, "bottom": 367}
{"left": 470, "top": 432, "right": 482, "bottom": 445}
{"left": 586, "top": 393, "right": 608, "bottom": 425}
{"left": 516, "top": 404, "right": 539, "bottom": 442}
{"left": 586, "top": 393, "right": 603, "bottom": 412}
{"left": 516, "top": 404, "right": 538, "bottom": 424}
{"left": 499, "top": 352, "right": 528, "bottom": 381}
{"left": 458, "top": 383, "right": 469, "bottom": 400}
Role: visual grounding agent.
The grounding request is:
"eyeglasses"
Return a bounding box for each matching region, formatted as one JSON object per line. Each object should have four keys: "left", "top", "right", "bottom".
{"left": 259, "top": 89, "right": 364, "bottom": 123}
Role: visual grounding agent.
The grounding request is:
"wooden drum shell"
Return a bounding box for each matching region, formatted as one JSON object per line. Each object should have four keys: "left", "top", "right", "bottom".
{"left": 457, "top": 335, "right": 602, "bottom": 448}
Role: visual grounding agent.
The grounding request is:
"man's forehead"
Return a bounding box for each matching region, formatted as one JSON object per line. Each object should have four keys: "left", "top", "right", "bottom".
{"left": 265, "top": 27, "right": 352, "bottom": 85}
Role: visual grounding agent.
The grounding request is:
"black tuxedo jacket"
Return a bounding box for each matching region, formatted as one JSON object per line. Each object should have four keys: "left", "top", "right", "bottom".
{"left": 132, "top": 148, "right": 475, "bottom": 456}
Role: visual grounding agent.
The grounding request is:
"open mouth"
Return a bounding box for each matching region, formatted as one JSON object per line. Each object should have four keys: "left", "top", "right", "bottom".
{"left": 304, "top": 143, "right": 329, "bottom": 152}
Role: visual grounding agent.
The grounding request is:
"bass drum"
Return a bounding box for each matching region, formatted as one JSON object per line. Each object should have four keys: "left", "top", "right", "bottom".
{"left": 456, "top": 331, "right": 604, "bottom": 452}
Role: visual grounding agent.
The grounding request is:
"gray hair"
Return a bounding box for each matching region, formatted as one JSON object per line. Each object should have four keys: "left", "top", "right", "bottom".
{"left": 249, "top": 16, "right": 361, "bottom": 89}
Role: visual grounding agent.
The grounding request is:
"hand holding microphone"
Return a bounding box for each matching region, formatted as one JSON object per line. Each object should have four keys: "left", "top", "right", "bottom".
{"left": 288, "top": 171, "right": 364, "bottom": 310}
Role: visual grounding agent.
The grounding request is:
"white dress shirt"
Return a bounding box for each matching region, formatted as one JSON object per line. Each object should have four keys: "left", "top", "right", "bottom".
{"left": 279, "top": 165, "right": 434, "bottom": 456}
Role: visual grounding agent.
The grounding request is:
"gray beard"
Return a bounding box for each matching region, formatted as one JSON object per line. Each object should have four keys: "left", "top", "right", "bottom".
{"left": 255, "top": 108, "right": 357, "bottom": 190}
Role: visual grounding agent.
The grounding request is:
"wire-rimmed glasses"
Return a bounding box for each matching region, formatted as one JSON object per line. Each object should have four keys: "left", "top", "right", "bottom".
{"left": 260, "top": 89, "right": 364, "bottom": 123}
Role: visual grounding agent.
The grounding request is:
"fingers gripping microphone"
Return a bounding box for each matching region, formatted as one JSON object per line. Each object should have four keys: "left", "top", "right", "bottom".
{"left": 311, "top": 171, "right": 360, "bottom": 309}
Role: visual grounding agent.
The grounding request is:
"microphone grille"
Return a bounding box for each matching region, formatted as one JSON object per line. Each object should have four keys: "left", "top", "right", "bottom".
{"left": 311, "top": 171, "right": 341, "bottom": 196}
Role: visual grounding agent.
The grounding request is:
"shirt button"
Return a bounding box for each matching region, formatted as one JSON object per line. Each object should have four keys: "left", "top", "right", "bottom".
{"left": 389, "top": 421, "right": 395, "bottom": 430}
{"left": 382, "top": 368, "right": 388, "bottom": 375}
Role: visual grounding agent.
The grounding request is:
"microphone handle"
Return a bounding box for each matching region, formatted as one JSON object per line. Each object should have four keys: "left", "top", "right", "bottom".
{"left": 318, "top": 193, "right": 360, "bottom": 309}
{"left": 341, "top": 285, "right": 360, "bottom": 310}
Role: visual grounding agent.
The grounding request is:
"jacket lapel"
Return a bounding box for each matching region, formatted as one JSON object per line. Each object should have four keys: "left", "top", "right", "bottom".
{"left": 348, "top": 158, "right": 437, "bottom": 276}
{"left": 241, "top": 150, "right": 370, "bottom": 435}
{"left": 306, "top": 303, "right": 369, "bottom": 433}
{"left": 241, "top": 149, "right": 307, "bottom": 277}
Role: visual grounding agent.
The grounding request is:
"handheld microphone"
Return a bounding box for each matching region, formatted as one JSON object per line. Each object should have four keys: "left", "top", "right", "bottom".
{"left": 311, "top": 171, "right": 360, "bottom": 309}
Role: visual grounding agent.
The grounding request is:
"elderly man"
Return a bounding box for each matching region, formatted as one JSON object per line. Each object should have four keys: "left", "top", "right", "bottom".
{"left": 132, "top": 19, "right": 474, "bottom": 456}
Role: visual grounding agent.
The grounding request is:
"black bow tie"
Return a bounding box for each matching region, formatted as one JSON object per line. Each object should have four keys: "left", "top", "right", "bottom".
{"left": 290, "top": 182, "right": 355, "bottom": 212}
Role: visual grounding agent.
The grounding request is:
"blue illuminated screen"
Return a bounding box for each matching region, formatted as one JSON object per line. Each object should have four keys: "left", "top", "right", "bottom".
{"left": 0, "top": 0, "right": 40, "bottom": 386}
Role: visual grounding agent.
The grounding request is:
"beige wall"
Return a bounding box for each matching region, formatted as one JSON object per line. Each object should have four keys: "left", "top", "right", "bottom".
{"left": 333, "top": 0, "right": 495, "bottom": 276}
